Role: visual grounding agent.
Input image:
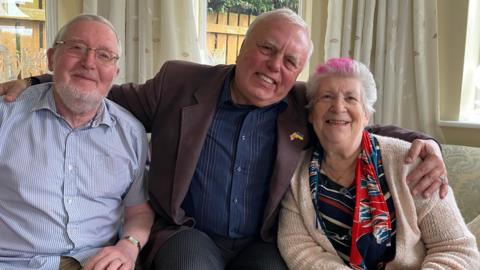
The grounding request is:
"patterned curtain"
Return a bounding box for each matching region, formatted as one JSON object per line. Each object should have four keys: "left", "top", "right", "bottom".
{"left": 82, "top": 0, "right": 207, "bottom": 84}
{"left": 323, "top": 0, "right": 444, "bottom": 140}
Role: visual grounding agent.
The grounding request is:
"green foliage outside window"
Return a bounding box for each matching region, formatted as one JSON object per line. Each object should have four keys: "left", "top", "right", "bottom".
{"left": 207, "top": 0, "right": 298, "bottom": 15}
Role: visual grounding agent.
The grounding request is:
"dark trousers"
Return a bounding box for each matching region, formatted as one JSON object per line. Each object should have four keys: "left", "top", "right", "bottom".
{"left": 152, "top": 229, "right": 287, "bottom": 270}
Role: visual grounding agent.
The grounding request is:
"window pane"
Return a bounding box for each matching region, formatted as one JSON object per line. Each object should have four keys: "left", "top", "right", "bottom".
{"left": 206, "top": 0, "right": 299, "bottom": 65}
{"left": 0, "top": 0, "right": 47, "bottom": 82}
{"left": 471, "top": 66, "right": 480, "bottom": 121}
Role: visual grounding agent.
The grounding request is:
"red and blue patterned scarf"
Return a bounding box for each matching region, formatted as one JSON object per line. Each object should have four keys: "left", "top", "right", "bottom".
{"left": 310, "top": 131, "right": 393, "bottom": 269}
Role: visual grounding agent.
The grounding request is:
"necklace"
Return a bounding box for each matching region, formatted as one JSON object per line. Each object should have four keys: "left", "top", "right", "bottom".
{"left": 321, "top": 158, "right": 357, "bottom": 187}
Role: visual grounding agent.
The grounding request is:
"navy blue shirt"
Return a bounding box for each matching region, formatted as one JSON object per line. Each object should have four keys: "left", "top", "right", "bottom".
{"left": 182, "top": 71, "right": 287, "bottom": 238}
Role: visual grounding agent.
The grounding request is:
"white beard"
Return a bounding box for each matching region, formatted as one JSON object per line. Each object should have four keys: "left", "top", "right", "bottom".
{"left": 56, "top": 84, "right": 105, "bottom": 114}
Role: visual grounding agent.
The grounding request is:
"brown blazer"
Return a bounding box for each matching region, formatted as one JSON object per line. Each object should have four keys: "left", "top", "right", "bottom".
{"left": 108, "top": 60, "right": 311, "bottom": 267}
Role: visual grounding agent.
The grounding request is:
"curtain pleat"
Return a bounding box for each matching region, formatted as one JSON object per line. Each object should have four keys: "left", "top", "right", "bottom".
{"left": 82, "top": 0, "right": 205, "bottom": 84}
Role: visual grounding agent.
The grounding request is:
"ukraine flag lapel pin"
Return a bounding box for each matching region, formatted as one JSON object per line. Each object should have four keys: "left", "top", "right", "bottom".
{"left": 289, "top": 131, "right": 304, "bottom": 141}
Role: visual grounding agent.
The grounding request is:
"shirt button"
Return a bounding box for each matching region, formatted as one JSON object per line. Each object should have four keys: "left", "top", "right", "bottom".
{"left": 241, "top": 135, "right": 246, "bottom": 141}
{"left": 66, "top": 198, "right": 73, "bottom": 204}
{"left": 233, "top": 198, "right": 238, "bottom": 203}
{"left": 68, "top": 165, "right": 73, "bottom": 171}
{"left": 236, "top": 166, "right": 241, "bottom": 172}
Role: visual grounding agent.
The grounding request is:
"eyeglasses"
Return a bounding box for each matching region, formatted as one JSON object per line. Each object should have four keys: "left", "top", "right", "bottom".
{"left": 55, "top": 40, "right": 119, "bottom": 65}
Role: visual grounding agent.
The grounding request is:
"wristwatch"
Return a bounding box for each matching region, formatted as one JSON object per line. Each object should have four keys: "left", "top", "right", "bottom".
{"left": 123, "top": 235, "right": 141, "bottom": 252}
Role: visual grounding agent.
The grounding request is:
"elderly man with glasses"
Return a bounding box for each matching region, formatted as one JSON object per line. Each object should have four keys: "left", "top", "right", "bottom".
{"left": 0, "top": 14, "right": 153, "bottom": 270}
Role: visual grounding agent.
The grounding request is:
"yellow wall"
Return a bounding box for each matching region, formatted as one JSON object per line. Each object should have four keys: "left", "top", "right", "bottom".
{"left": 438, "top": 0, "right": 480, "bottom": 147}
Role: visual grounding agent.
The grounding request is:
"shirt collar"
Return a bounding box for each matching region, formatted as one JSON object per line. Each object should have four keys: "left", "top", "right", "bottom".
{"left": 31, "top": 83, "right": 114, "bottom": 128}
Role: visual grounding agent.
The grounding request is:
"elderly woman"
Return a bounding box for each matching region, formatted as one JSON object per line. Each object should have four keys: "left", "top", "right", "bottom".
{"left": 278, "top": 58, "right": 479, "bottom": 269}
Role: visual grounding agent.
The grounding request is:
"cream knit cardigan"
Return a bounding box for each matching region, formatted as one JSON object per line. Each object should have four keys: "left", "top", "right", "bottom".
{"left": 278, "top": 135, "right": 479, "bottom": 270}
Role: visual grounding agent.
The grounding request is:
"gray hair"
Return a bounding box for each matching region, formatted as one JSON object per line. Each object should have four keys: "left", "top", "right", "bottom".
{"left": 245, "top": 8, "right": 313, "bottom": 60}
{"left": 53, "top": 14, "right": 122, "bottom": 60}
{"left": 306, "top": 58, "right": 377, "bottom": 115}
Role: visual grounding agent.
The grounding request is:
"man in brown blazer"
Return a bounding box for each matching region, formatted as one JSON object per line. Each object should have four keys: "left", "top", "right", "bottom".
{"left": 0, "top": 8, "right": 447, "bottom": 270}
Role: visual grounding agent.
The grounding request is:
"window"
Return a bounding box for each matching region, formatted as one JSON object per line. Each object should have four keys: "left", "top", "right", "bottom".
{"left": 0, "top": 0, "right": 47, "bottom": 82}
{"left": 206, "top": 0, "right": 299, "bottom": 65}
{"left": 460, "top": 0, "right": 480, "bottom": 123}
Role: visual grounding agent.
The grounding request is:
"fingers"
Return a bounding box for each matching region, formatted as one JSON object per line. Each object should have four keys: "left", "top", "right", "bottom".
{"left": 407, "top": 153, "right": 447, "bottom": 198}
{"left": 118, "top": 261, "right": 134, "bottom": 270}
{"left": 409, "top": 174, "right": 439, "bottom": 197}
{"left": 0, "top": 79, "right": 27, "bottom": 102}
{"left": 420, "top": 179, "right": 442, "bottom": 198}
{"left": 408, "top": 169, "right": 448, "bottom": 199}
{"left": 84, "top": 248, "right": 113, "bottom": 270}
{"left": 407, "top": 154, "right": 444, "bottom": 183}
{"left": 419, "top": 178, "right": 449, "bottom": 199}
{"left": 439, "top": 182, "right": 449, "bottom": 199}
{"left": 85, "top": 245, "right": 136, "bottom": 270}
{"left": 405, "top": 139, "right": 424, "bottom": 163}
{"left": 89, "top": 255, "right": 130, "bottom": 270}
{"left": 0, "top": 81, "right": 12, "bottom": 97}
{"left": 4, "top": 95, "right": 17, "bottom": 102}
{"left": 105, "top": 258, "right": 124, "bottom": 270}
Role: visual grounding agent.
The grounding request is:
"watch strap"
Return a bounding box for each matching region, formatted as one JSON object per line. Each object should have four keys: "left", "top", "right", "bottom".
{"left": 123, "top": 235, "right": 141, "bottom": 252}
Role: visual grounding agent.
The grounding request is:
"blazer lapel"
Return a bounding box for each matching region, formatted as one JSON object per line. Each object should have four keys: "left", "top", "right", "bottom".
{"left": 263, "top": 90, "right": 310, "bottom": 234}
{"left": 170, "top": 66, "right": 233, "bottom": 220}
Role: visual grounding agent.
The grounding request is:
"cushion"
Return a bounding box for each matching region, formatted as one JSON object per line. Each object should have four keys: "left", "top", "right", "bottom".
{"left": 467, "top": 215, "right": 480, "bottom": 251}
{"left": 442, "top": 144, "right": 480, "bottom": 222}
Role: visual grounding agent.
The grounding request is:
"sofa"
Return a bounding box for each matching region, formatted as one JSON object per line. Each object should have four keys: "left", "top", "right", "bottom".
{"left": 442, "top": 144, "right": 480, "bottom": 249}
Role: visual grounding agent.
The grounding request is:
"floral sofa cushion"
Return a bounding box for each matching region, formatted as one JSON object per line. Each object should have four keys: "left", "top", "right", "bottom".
{"left": 442, "top": 144, "right": 480, "bottom": 223}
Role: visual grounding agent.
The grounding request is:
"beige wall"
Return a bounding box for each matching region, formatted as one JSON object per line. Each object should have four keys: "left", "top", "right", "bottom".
{"left": 57, "top": 0, "right": 82, "bottom": 29}
{"left": 438, "top": 0, "right": 480, "bottom": 147}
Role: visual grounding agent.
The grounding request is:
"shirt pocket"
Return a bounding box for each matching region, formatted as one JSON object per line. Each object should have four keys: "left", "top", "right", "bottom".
{"left": 83, "top": 154, "right": 132, "bottom": 199}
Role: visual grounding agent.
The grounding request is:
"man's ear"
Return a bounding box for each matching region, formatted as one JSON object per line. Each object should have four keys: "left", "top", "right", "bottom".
{"left": 46, "top": 48, "right": 55, "bottom": 72}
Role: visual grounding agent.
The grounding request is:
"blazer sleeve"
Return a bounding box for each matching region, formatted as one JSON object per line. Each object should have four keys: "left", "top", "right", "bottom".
{"left": 278, "top": 185, "right": 351, "bottom": 270}
{"left": 107, "top": 62, "right": 174, "bottom": 132}
{"left": 365, "top": 124, "right": 439, "bottom": 146}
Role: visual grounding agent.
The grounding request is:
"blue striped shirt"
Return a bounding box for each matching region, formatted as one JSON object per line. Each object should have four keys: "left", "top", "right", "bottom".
{"left": 182, "top": 72, "right": 287, "bottom": 238}
{"left": 0, "top": 83, "right": 148, "bottom": 270}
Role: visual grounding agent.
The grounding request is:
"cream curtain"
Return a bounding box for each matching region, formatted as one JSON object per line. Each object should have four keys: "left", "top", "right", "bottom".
{"left": 82, "top": 0, "right": 206, "bottom": 84}
{"left": 323, "top": 0, "right": 444, "bottom": 140}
